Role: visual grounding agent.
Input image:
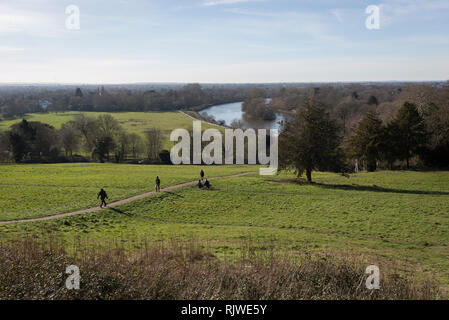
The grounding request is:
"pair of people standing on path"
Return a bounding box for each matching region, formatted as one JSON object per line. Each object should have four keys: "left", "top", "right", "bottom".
{"left": 198, "top": 169, "right": 210, "bottom": 189}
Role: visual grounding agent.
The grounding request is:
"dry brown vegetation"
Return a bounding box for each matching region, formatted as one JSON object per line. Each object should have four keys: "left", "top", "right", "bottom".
{"left": 0, "top": 238, "right": 439, "bottom": 300}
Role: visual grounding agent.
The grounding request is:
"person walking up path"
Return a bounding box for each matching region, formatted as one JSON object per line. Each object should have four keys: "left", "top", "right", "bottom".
{"left": 97, "top": 188, "right": 108, "bottom": 208}
{"left": 155, "top": 176, "right": 161, "bottom": 192}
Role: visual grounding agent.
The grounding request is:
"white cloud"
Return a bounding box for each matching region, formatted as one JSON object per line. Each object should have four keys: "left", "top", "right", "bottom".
{"left": 223, "top": 8, "right": 276, "bottom": 16}
{"left": 212, "top": 10, "right": 344, "bottom": 43}
{"left": 202, "top": 0, "right": 264, "bottom": 7}
{"left": 0, "top": 12, "right": 44, "bottom": 33}
{"left": 0, "top": 46, "right": 28, "bottom": 52}
{"left": 403, "top": 35, "right": 449, "bottom": 45}
{"left": 330, "top": 9, "right": 343, "bottom": 23}
{"left": 0, "top": 4, "right": 59, "bottom": 36}
{"left": 380, "top": 0, "right": 449, "bottom": 19}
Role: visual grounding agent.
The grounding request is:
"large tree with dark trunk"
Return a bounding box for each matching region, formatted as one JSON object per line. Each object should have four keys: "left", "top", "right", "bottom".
{"left": 279, "top": 98, "right": 345, "bottom": 182}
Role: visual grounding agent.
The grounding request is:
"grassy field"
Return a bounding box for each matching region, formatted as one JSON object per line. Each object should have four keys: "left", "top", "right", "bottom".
{"left": 0, "top": 163, "right": 255, "bottom": 221}
{"left": 0, "top": 111, "right": 221, "bottom": 149}
{"left": 0, "top": 166, "right": 448, "bottom": 294}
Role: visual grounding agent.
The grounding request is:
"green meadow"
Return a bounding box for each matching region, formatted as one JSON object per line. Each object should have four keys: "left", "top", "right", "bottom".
{"left": 0, "top": 163, "right": 255, "bottom": 221}
{"left": 0, "top": 111, "right": 220, "bottom": 149}
{"left": 0, "top": 165, "right": 448, "bottom": 294}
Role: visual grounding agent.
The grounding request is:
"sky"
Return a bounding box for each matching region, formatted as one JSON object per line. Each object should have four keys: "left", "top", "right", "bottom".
{"left": 0, "top": 0, "right": 448, "bottom": 83}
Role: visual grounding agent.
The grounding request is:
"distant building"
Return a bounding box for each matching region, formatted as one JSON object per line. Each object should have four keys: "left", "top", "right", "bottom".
{"left": 38, "top": 100, "right": 52, "bottom": 110}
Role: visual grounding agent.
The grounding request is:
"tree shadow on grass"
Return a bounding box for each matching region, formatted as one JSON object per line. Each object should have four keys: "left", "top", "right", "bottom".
{"left": 272, "top": 179, "right": 449, "bottom": 196}
{"left": 108, "top": 207, "right": 133, "bottom": 217}
{"left": 145, "top": 191, "right": 184, "bottom": 204}
{"left": 160, "top": 191, "right": 184, "bottom": 199}
{"left": 317, "top": 183, "right": 449, "bottom": 195}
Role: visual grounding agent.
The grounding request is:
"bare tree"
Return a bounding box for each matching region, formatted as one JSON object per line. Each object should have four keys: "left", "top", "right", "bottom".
{"left": 114, "top": 132, "right": 130, "bottom": 163}
{"left": 128, "top": 133, "right": 144, "bottom": 159}
{"left": 59, "top": 123, "right": 80, "bottom": 158}
{"left": 230, "top": 118, "right": 245, "bottom": 129}
{"left": 145, "top": 128, "right": 162, "bottom": 161}
{"left": 70, "top": 114, "right": 98, "bottom": 153}
{"left": 97, "top": 114, "right": 122, "bottom": 138}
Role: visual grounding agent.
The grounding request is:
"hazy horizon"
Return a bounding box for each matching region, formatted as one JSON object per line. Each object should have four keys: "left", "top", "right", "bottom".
{"left": 0, "top": 77, "right": 449, "bottom": 86}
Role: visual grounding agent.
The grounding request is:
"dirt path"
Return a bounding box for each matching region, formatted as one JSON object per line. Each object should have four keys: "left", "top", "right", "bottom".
{"left": 179, "top": 111, "right": 230, "bottom": 129}
{"left": 0, "top": 172, "right": 253, "bottom": 226}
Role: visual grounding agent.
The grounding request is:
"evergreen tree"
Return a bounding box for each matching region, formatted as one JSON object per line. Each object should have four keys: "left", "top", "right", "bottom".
{"left": 279, "top": 98, "right": 344, "bottom": 182}
{"left": 367, "top": 95, "right": 379, "bottom": 106}
{"left": 93, "top": 135, "right": 115, "bottom": 163}
{"left": 75, "top": 87, "right": 83, "bottom": 97}
{"left": 390, "top": 102, "right": 427, "bottom": 168}
{"left": 348, "top": 110, "right": 383, "bottom": 171}
{"left": 381, "top": 121, "right": 400, "bottom": 170}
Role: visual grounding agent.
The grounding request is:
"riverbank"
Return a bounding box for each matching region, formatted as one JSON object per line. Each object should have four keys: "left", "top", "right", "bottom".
{"left": 189, "top": 100, "right": 244, "bottom": 113}
{"left": 180, "top": 111, "right": 231, "bottom": 129}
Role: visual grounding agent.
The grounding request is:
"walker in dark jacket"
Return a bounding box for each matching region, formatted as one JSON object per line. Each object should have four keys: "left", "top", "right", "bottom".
{"left": 97, "top": 188, "right": 108, "bottom": 208}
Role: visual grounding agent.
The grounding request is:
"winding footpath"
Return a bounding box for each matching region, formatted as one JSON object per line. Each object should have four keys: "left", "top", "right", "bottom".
{"left": 0, "top": 172, "right": 253, "bottom": 226}
{"left": 179, "top": 111, "right": 230, "bottom": 129}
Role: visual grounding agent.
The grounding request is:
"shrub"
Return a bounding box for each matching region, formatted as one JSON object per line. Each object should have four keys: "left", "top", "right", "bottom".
{"left": 0, "top": 238, "right": 440, "bottom": 300}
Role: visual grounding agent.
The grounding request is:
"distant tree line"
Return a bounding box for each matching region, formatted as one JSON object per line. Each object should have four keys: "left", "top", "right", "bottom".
{"left": 1, "top": 82, "right": 448, "bottom": 172}
{"left": 0, "top": 115, "right": 170, "bottom": 164}
{"left": 271, "top": 82, "right": 449, "bottom": 137}
{"left": 0, "top": 83, "right": 261, "bottom": 119}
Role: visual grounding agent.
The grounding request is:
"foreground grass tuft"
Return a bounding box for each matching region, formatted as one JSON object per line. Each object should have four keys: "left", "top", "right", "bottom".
{"left": 0, "top": 238, "right": 439, "bottom": 300}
